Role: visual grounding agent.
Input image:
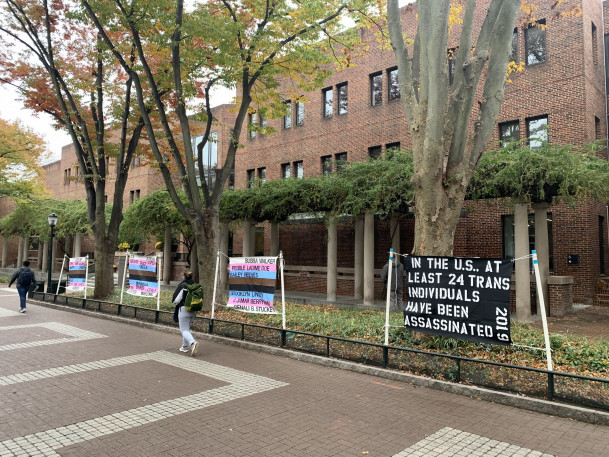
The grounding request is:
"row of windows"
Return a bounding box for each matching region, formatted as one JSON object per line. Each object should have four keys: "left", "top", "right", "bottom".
{"left": 499, "top": 116, "right": 548, "bottom": 148}
{"left": 245, "top": 142, "right": 402, "bottom": 187}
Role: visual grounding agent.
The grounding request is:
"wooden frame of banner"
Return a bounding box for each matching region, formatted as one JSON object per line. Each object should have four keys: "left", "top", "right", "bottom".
{"left": 211, "top": 250, "right": 286, "bottom": 329}
{"left": 119, "top": 251, "right": 130, "bottom": 304}
{"left": 56, "top": 254, "right": 68, "bottom": 295}
{"left": 532, "top": 250, "right": 553, "bottom": 371}
{"left": 384, "top": 249, "right": 394, "bottom": 346}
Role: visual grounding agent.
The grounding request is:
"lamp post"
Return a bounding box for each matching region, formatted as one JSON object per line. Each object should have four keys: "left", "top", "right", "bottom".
{"left": 47, "top": 213, "right": 58, "bottom": 293}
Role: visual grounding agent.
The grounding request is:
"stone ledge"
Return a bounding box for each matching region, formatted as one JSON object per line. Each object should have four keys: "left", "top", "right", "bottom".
{"left": 547, "top": 275, "right": 574, "bottom": 285}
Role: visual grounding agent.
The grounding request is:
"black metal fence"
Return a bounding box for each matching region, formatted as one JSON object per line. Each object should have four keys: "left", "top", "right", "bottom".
{"left": 32, "top": 291, "right": 609, "bottom": 412}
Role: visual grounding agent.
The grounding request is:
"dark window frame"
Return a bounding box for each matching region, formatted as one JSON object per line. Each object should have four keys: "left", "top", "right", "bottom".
{"left": 499, "top": 120, "right": 520, "bottom": 147}
{"left": 296, "top": 102, "right": 304, "bottom": 126}
{"left": 322, "top": 87, "right": 333, "bottom": 118}
{"left": 337, "top": 82, "right": 348, "bottom": 115}
{"left": 370, "top": 72, "right": 382, "bottom": 106}
{"left": 387, "top": 67, "right": 400, "bottom": 101}
{"left": 526, "top": 115, "right": 548, "bottom": 149}
{"left": 321, "top": 155, "right": 332, "bottom": 175}
{"left": 284, "top": 101, "right": 292, "bottom": 129}
{"left": 525, "top": 20, "right": 546, "bottom": 66}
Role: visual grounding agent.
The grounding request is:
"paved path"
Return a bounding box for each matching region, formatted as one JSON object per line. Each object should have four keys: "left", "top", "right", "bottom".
{"left": 2, "top": 291, "right": 609, "bottom": 457}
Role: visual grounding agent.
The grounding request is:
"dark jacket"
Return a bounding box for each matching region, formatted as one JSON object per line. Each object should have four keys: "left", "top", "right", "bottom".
{"left": 380, "top": 260, "right": 404, "bottom": 291}
{"left": 172, "top": 278, "right": 195, "bottom": 322}
{"left": 9, "top": 266, "right": 37, "bottom": 289}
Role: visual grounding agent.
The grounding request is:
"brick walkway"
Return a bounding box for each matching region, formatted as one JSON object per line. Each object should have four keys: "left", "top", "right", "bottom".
{"left": 2, "top": 291, "right": 609, "bottom": 456}
{"left": 532, "top": 305, "right": 609, "bottom": 341}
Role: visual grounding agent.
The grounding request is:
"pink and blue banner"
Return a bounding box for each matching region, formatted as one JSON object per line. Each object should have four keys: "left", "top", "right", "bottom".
{"left": 227, "top": 257, "right": 278, "bottom": 314}
{"left": 127, "top": 255, "right": 159, "bottom": 297}
{"left": 67, "top": 257, "right": 87, "bottom": 291}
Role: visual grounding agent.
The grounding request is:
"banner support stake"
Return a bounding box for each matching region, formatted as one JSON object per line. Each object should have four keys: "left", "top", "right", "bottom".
{"left": 56, "top": 255, "right": 67, "bottom": 295}
{"left": 84, "top": 254, "right": 89, "bottom": 299}
{"left": 384, "top": 249, "right": 394, "bottom": 346}
{"left": 532, "top": 250, "right": 553, "bottom": 372}
{"left": 280, "top": 251, "right": 286, "bottom": 330}
{"left": 211, "top": 249, "right": 220, "bottom": 320}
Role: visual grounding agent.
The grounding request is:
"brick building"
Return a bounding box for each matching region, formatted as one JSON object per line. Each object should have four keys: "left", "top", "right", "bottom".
{"left": 1, "top": 1, "right": 608, "bottom": 306}
{"left": 232, "top": 0, "right": 609, "bottom": 304}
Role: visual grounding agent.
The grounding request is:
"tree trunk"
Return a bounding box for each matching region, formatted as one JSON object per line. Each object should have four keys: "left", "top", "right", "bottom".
{"left": 192, "top": 206, "right": 221, "bottom": 301}
{"left": 93, "top": 229, "right": 118, "bottom": 298}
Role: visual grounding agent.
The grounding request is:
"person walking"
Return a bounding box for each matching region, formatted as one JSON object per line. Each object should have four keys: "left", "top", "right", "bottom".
{"left": 381, "top": 257, "right": 404, "bottom": 312}
{"left": 8, "top": 260, "right": 37, "bottom": 313}
{"left": 172, "top": 271, "right": 200, "bottom": 356}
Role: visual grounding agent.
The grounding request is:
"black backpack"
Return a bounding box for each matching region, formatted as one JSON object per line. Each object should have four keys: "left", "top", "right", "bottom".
{"left": 18, "top": 269, "right": 35, "bottom": 287}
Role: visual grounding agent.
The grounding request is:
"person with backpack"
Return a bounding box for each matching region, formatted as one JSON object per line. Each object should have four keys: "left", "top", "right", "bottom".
{"left": 9, "top": 260, "right": 37, "bottom": 313}
{"left": 172, "top": 271, "right": 202, "bottom": 356}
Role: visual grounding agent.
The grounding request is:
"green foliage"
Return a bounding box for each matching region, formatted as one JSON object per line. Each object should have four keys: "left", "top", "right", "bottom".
{"left": 470, "top": 141, "right": 609, "bottom": 205}
{"left": 119, "top": 189, "right": 192, "bottom": 249}
{"left": 220, "top": 151, "right": 415, "bottom": 222}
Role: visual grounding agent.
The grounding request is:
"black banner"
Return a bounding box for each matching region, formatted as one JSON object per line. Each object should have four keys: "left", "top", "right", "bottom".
{"left": 404, "top": 256, "right": 512, "bottom": 345}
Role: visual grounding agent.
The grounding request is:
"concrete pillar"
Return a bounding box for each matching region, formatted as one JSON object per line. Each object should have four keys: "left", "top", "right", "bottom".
{"left": 74, "top": 233, "right": 82, "bottom": 257}
{"left": 533, "top": 202, "right": 551, "bottom": 316}
{"left": 327, "top": 214, "right": 337, "bottom": 302}
{"left": 220, "top": 223, "right": 229, "bottom": 291}
{"left": 42, "top": 241, "right": 48, "bottom": 273}
{"left": 64, "top": 235, "right": 71, "bottom": 258}
{"left": 354, "top": 215, "right": 364, "bottom": 299}
{"left": 270, "top": 222, "right": 279, "bottom": 257}
{"left": 514, "top": 203, "right": 531, "bottom": 321}
{"left": 163, "top": 227, "right": 172, "bottom": 285}
{"left": 22, "top": 236, "right": 29, "bottom": 261}
{"left": 17, "top": 237, "right": 23, "bottom": 266}
{"left": 1, "top": 237, "right": 7, "bottom": 268}
{"left": 37, "top": 242, "right": 43, "bottom": 269}
{"left": 390, "top": 213, "right": 400, "bottom": 254}
{"left": 363, "top": 212, "right": 375, "bottom": 306}
{"left": 242, "top": 220, "right": 254, "bottom": 257}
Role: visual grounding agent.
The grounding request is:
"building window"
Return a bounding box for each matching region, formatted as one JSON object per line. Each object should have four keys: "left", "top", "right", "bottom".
{"left": 129, "top": 190, "right": 135, "bottom": 203}
{"left": 284, "top": 101, "right": 292, "bottom": 129}
{"left": 296, "top": 102, "right": 304, "bottom": 126}
{"left": 281, "top": 163, "right": 291, "bottom": 179}
{"left": 595, "top": 116, "right": 602, "bottom": 140}
{"left": 247, "top": 169, "right": 255, "bottom": 188}
{"left": 370, "top": 72, "right": 382, "bottom": 106}
{"left": 510, "top": 28, "right": 518, "bottom": 63}
{"left": 131, "top": 156, "right": 141, "bottom": 167}
{"left": 321, "top": 155, "right": 332, "bottom": 175}
{"left": 293, "top": 160, "right": 304, "bottom": 179}
{"left": 192, "top": 131, "right": 218, "bottom": 189}
{"left": 257, "top": 167, "right": 266, "bottom": 183}
{"left": 64, "top": 168, "right": 71, "bottom": 183}
{"left": 525, "top": 20, "right": 546, "bottom": 66}
{"left": 368, "top": 145, "right": 382, "bottom": 159}
{"left": 526, "top": 116, "right": 548, "bottom": 149}
{"left": 592, "top": 22, "right": 598, "bottom": 66}
{"left": 388, "top": 67, "right": 400, "bottom": 101}
{"left": 499, "top": 121, "right": 520, "bottom": 147}
{"left": 503, "top": 213, "right": 553, "bottom": 271}
{"left": 335, "top": 152, "right": 347, "bottom": 171}
{"left": 386, "top": 142, "right": 400, "bottom": 155}
{"left": 323, "top": 87, "right": 333, "bottom": 118}
{"left": 259, "top": 114, "right": 267, "bottom": 136}
{"left": 106, "top": 157, "right": 110, "bottom": 171}
{"left": 249, "top": 113, "right": 257, "bottom": 138}
{"left": 448, "top": 48, "right": 458, "bottom": 85}
{"left": 337, "top": 82, "right": 348, "bottom": 115}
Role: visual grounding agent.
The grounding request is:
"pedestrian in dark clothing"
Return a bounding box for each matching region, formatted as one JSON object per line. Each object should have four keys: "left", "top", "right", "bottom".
{"left": 380, "top": 258, "right": 404, "bottom": 312}
{"left": 172, "top": 271, "right": 199, "bottom": 356}
{"left": 8, "top": 260, "right": 37, "bottom": 313}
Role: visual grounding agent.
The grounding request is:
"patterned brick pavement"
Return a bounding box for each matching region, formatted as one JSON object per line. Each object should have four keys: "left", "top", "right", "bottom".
{"left": 2, "top": 291, "right": 609, "bottom": 456}
{"left": 532, "top": 305, "right": 609, "bottom": 341}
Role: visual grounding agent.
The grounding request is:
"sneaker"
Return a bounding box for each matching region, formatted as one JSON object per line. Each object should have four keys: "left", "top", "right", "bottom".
{"left": 191, "top": 341, "right": 199, "bottom": 357}
{"left": 19, "top": 309, "right": 26, "bottom": 314}
{"left": 178, "top": 346, "right": 189, "bottom": 353}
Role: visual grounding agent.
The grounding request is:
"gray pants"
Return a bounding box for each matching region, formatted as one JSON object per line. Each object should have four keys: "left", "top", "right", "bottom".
{"left": 389, "top": 288, "right": 404, "bottom": 312}
{"left": 178, "top": 306, "right": 196, "bottom": 348}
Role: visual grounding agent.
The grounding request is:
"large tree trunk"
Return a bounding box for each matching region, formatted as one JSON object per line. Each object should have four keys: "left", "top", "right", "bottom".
{"left": 93, "top": 233, "right": 118, "bottom": 298}
{"left": 192, "top": 205, "right": 221, "bottom": 302}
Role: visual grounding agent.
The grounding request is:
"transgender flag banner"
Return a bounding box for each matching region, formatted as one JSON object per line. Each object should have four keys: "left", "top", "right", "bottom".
{"left": 67, "top": 257, "right": 87, "bottom": 291}
{"left": 127, "top": 255, "right": 159, "bottom": 297}
{"left": 227, "top": 256, "right": 278, "bottom": 314}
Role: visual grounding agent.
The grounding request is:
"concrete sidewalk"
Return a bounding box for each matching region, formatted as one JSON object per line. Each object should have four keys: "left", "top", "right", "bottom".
{"left": 2, "top": 290, "right": 609, "bottom": 456}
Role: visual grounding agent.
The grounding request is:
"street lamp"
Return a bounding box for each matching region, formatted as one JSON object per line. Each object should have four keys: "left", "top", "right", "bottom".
{"left": 47, "top": 213, "right": 58, "bottom": 293}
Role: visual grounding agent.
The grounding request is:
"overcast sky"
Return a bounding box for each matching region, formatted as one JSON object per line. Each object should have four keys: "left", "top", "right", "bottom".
{"left": 0, "top": 84, "right": 235, "bottom": 165}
